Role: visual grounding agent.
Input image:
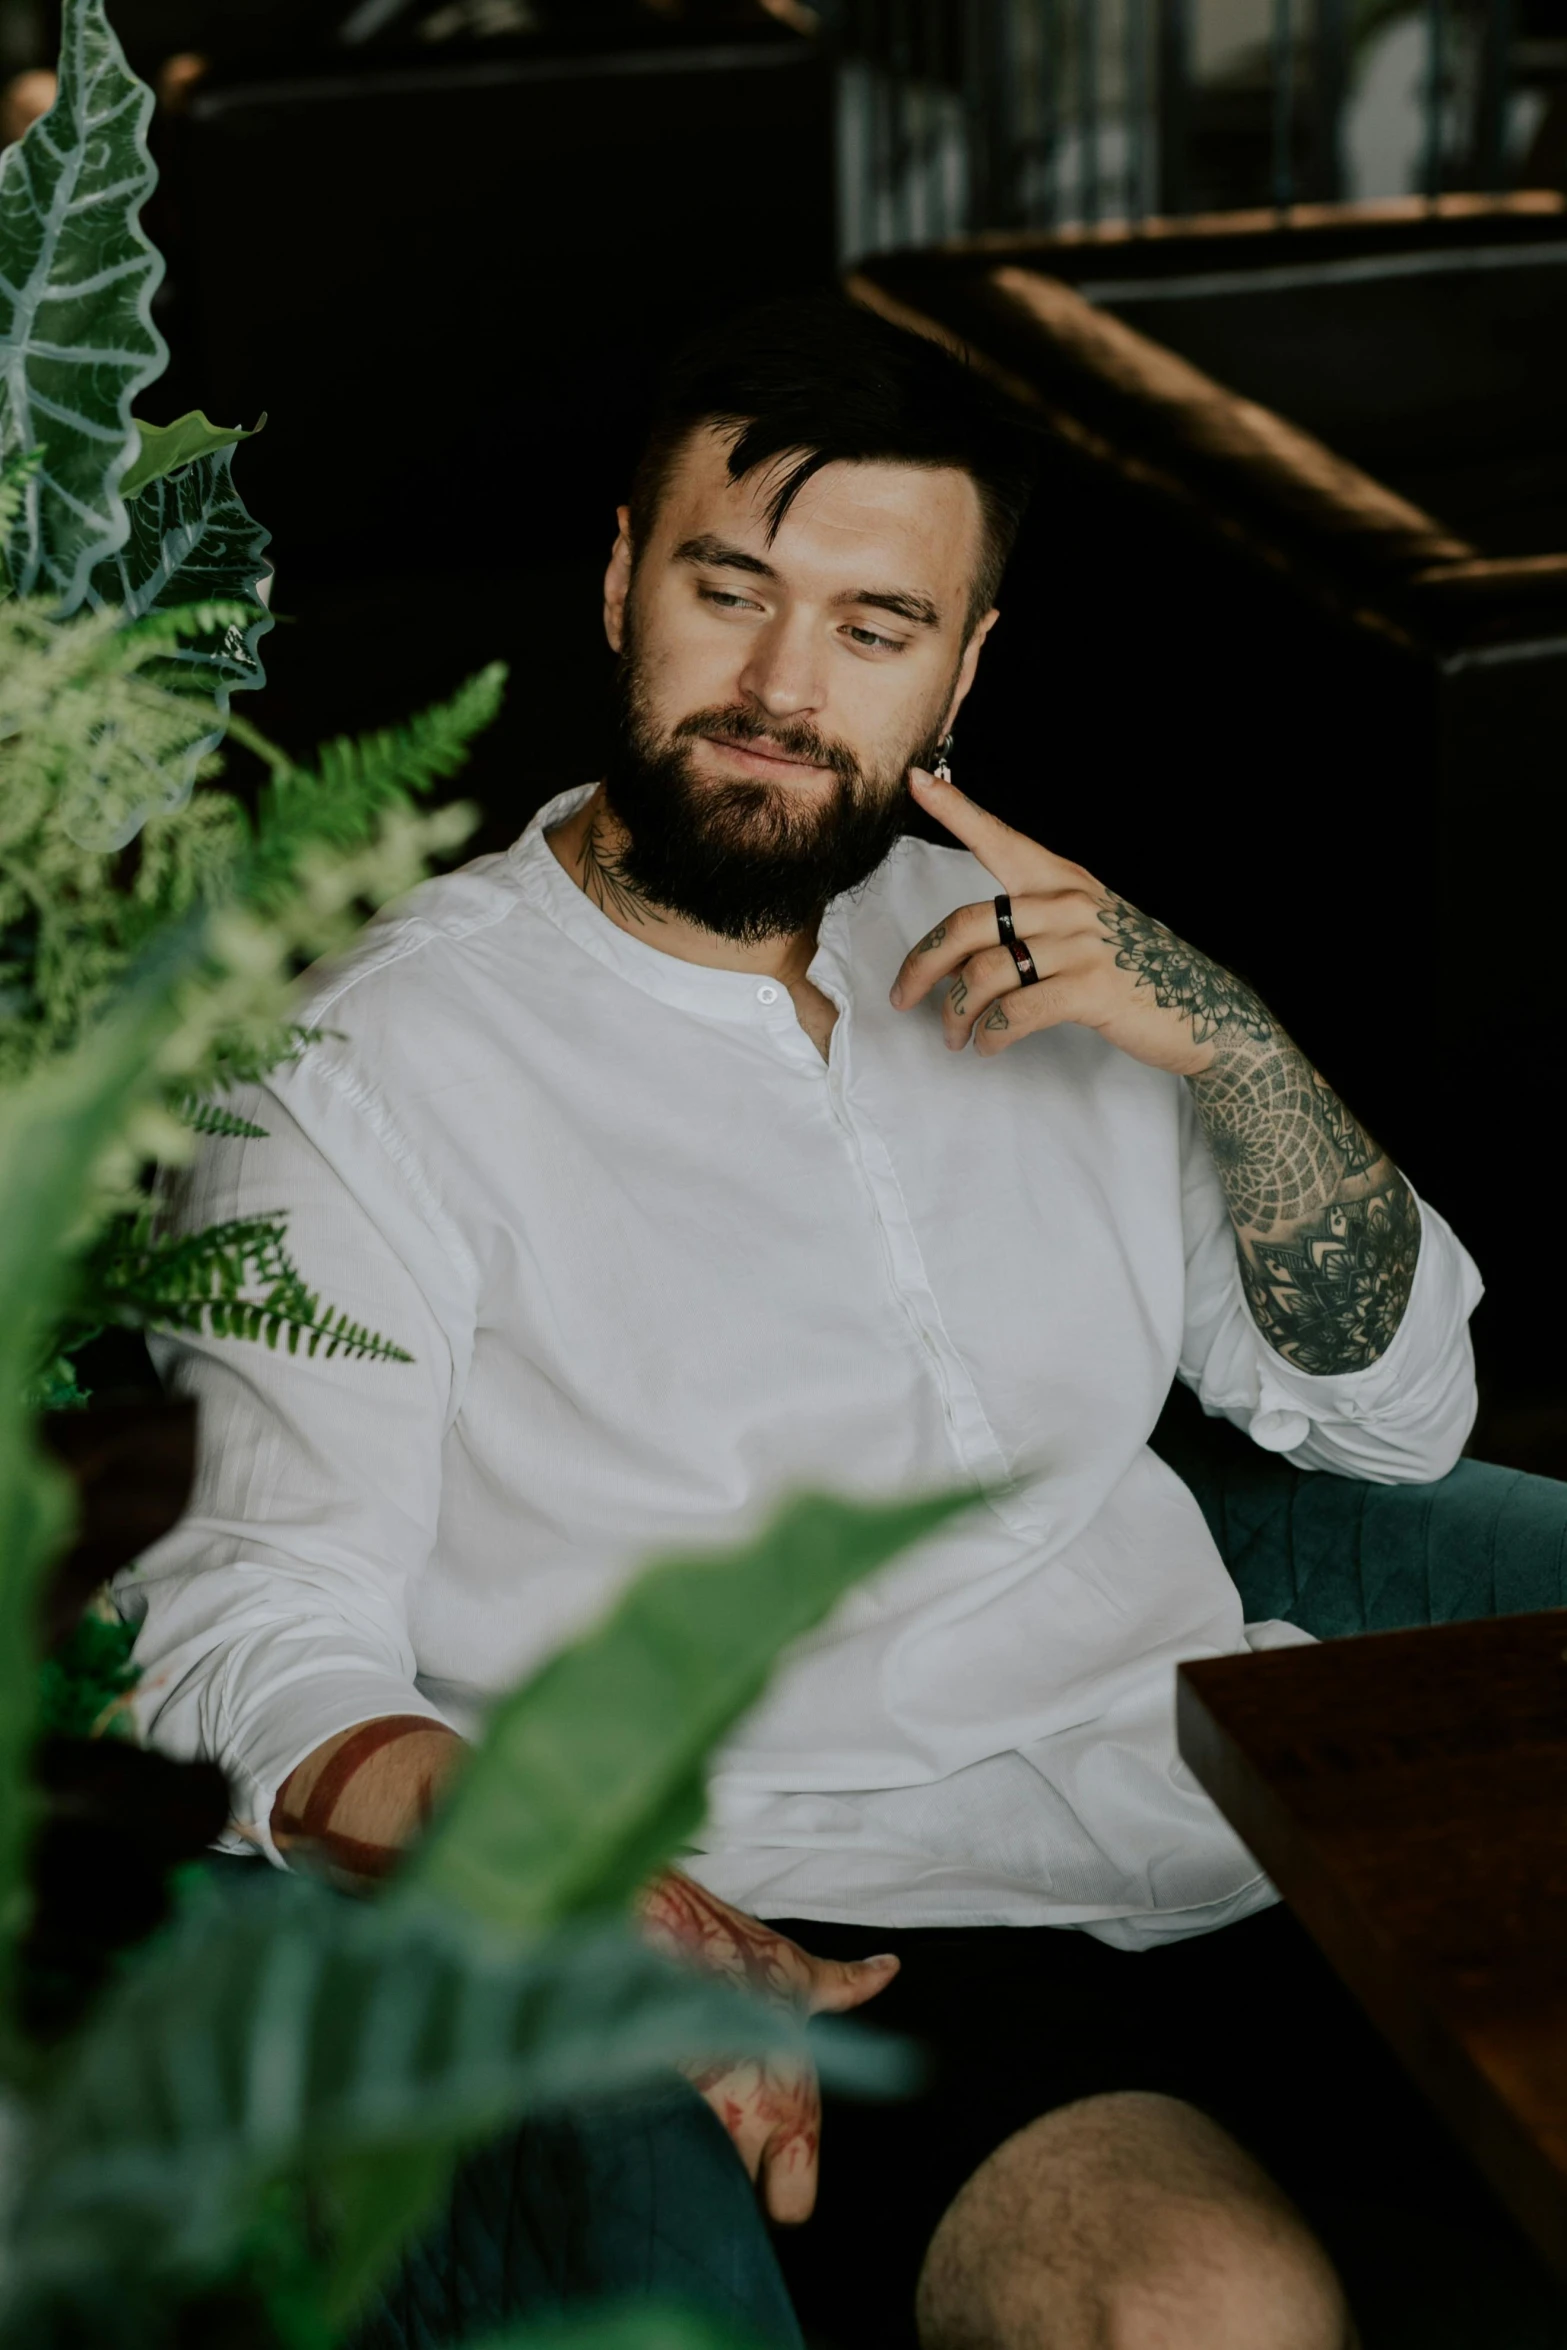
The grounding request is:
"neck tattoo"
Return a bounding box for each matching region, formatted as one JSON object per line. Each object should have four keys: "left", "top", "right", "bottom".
{"left": 578, "top": 812, "right": 662, "bottom": 928}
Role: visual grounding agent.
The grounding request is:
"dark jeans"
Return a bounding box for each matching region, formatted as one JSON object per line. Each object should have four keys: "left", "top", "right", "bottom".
{"left": 356, "top": 2078, "right": 804, "bottom": 2350}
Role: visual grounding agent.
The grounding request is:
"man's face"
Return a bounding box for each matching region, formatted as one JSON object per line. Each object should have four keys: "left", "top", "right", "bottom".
{"left": 601, "top": 426, "right": 995, "bottom": 942}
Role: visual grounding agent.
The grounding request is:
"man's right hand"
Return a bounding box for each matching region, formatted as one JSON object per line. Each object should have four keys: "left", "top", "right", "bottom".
{"left": 272, "top": 1742, "right": 897, "bottom": 2221}
{"left": 639, "top": 1872, "right": 899, "bottom": 2223}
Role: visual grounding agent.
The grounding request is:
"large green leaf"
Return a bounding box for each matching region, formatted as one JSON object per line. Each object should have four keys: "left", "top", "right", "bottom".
{"left": 88, "top": 444, "right": 274, "bottom": 707}
{"left": 2, "top": 1881, "right": 817, "bottom": 2331}
{"left": 401, "top": 1488, "right": 977, "bottom": 1937}
{"left": 0, "top": 0, "right": 166, "bottom": 611}
{"left": 0, "top": 965, "right": 195, "bottom": 2011}
{"left": 122, "top": 409, "right": 263, "bottom": 500}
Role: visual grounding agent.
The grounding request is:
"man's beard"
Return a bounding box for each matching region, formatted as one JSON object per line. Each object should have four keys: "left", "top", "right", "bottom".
{"left": 602, "top": 643, "right": 949, "bottom": 945}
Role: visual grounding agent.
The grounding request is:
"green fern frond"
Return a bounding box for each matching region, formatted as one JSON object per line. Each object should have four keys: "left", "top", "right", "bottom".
{"left": 179, "top": 1097, "right": 269, "bottom": 1140}
{"left": 236, "top": 663, "right": 506, "bottom": 915}
{"left": 0, "top": 450, "right": 44, "bottom": 596}
{"left": 26, "top": 1354, "right": 93, "bottom": 1413}
{"left": 83, "top": 1216, "right": 412, "bottom": 1364}
{"left": 37, "top": 1612, "right": 139, "bottom": 1740}
{"left": 72, "top": 597, "right": 260, "bottom": 675}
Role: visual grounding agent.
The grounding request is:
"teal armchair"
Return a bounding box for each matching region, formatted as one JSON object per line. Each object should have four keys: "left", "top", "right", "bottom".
{"left": 362, "top": 1403, "right": 1567, "bottom": 2350}
{"left": 1151, "top": 1388, "right": 1567, "bottom": 1639}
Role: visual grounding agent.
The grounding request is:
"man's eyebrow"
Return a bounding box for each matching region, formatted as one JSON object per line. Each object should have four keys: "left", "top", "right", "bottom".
{"left": 673, "top": 533, "right": 778, "bottom": 579}
{"left": 837, "top": 587, "right": 940, "bottom": 629}
{"left": 674, "top": 534, "right": 940, "bottom": 627}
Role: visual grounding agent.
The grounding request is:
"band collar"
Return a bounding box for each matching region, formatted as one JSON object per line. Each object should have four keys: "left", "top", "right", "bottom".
{"left": 508, "top": 784, "right": 851, "bottom": 1027}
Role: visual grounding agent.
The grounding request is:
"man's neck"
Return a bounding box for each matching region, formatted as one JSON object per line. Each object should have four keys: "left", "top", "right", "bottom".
{"left": 547, "top": 784, "right": 821, "bottom": 989}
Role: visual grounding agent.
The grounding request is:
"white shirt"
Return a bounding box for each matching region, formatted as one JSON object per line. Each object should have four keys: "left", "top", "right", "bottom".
{"left": 120, "top": 786, "right": 1482, "bottom": 1947}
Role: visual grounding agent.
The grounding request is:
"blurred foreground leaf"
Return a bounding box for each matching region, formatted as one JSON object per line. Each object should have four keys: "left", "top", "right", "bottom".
{"left": 2, "top": 1879, "right": 829, "bottom": 2338}
{"left": 0, "top": 971, "right": 197, "bottom": 1999}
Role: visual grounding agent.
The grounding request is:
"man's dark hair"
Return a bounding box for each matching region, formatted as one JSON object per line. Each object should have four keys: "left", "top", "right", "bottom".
{"left": 629, "top": 295, "right": 1039, "bottom": 631}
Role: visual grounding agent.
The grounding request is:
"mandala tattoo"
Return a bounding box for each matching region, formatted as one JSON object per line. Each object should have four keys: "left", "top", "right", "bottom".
{"left": 1307, "top": 1064, "right": 1380, "bottom": 1179}
{"left": 1191, "top": 1041, "right": 1351, "bottom": 1227}
{"left": 1237, "top": 1181, "right": 1423, "bottom": 1377}
{"left": 1190, "top": 1034, "right": 1419, "bottom": 1374}
{"left": 1098, "top": 895, "right": 1275, "bottom": 1048}
{"left": 1098, "top": 886, "right": 1428, "bottom": 1374}
{"left": 580, "top": 814, "right": 659, "bottom": 926}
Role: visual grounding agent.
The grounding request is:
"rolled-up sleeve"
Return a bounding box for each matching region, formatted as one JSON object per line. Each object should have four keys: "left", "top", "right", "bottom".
{"left": 115, "top": 1052, "right": 477, "bottom": 1864}
{"left": 1175, "top": 1085, "right": 1483, "bottom": 1484}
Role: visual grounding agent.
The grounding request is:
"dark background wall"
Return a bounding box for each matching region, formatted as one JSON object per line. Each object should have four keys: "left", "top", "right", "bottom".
{"left": 5, "top": 0, "right": 1561, "bottom": 1456}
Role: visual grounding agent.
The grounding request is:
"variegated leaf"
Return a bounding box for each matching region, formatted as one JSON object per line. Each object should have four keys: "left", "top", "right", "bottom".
{"left": 89, "top": 445, "right": 274, "bottom": 708}
{"left": 0, "top": 0, "right": 167, "bottom": 611}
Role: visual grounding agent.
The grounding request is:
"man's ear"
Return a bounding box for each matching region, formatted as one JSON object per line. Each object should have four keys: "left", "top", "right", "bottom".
{"left": 942, "top": 607, "right": 1000, "bottom": 734}
{"left": 604, "top": 505, "right": 633, "bottom": 653}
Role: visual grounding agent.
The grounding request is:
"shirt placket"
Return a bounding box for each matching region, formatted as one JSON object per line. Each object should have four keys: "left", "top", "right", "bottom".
{"left": 788, "top": 947, "right": 1017, "bottom": 1509}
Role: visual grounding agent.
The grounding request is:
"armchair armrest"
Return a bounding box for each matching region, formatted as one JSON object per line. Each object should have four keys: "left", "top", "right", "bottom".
{"left": 1151, "top": 1388, "right": 1567, "bottom": 1639}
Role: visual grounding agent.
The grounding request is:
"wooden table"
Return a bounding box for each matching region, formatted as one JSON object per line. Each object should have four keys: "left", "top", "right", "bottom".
{"left": 1177, "top": 1613, "right": 1567, "bottom": 2282}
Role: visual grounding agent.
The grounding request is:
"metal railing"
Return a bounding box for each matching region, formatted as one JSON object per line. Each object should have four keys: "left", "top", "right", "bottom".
{"left": 832, "top": 0, "right": 1529, "bottom": 258}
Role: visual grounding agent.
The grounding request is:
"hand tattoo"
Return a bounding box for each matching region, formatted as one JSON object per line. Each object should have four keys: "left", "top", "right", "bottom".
{"left": 639, "top": 1875, "right": 820, "bottom": 2189}
{"left": 918, "top": 922, "right": 948, "bottom": 952}
{"left": 1096, "top": 893, "right": 1418, "bottom": 1374}
{"left": 948, "top": 974, "right": 969, "bottom": 1017}
{"left": 982, "top": 1002, "right": 1009, "bottom": 1032}
{"left": 1098, "top": 895, "right": 1274, "bottom": 1048}
{"left": 579, "top": 814, "right": 660, "bottom": 926}
{"left": 640, "top": 1873, "right": 808, "bottom": 2003}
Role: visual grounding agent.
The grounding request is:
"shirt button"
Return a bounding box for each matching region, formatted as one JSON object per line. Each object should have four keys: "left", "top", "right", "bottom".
{"left": 756, "top": 984, "right": 781, "bottom": 1005}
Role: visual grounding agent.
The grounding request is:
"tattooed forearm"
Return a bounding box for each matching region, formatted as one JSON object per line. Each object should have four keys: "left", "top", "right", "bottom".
{"left": 1098, "top": 897, "right": 1419, "bottom": 1374}
{"left": 1191, "top": 1035, "right": 1420, "bottom": 1374}
{"left": 579, "top": 814, "right": 661, "bottom": 927}
{"left": 1233, "top": 1177, "right": 1422, "bottom": 1376}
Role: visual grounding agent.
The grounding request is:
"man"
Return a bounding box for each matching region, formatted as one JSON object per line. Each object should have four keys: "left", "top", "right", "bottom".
{"left": 124, "top": 298, "right": 1497, "bottom": 2349}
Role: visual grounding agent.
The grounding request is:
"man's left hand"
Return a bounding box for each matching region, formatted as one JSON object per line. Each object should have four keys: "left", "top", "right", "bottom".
{"left": 890, "top": 768, "right": 1275, "bottom": 1077}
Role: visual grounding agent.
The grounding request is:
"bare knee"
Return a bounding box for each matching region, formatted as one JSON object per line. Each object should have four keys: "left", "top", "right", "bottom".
{"left": 916, "top": 2091, "right": 1354, "bottom": 2350}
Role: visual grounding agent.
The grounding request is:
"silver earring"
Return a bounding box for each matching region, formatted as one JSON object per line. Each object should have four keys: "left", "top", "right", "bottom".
{"left": 934, "top": 733, "right": 955, "bottom": 783}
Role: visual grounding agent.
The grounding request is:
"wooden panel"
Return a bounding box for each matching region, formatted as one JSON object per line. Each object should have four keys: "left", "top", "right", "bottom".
{"left": 1178, "top": 1616, "right": 1567, "bottom": 2281}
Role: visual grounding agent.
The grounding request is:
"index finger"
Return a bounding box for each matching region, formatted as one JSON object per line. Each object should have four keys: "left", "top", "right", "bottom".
{"left": 907, "top": 768, "right": 1049, "bottom": 892}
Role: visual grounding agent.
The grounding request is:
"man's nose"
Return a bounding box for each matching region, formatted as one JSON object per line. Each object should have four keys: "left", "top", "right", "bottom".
{"left": 736, "top": 613, "right": 826, "bottom": 719}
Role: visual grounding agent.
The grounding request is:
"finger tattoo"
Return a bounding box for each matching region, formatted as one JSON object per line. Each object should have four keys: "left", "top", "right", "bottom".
{"left": 982, "top": 1002, "right": 1009, "bottom": 1032}
{"left": 918, "top": 923, "right": 948, "bottom": 953}
{"left": 948, "top": 974, "right": 970, "bottom": 1016}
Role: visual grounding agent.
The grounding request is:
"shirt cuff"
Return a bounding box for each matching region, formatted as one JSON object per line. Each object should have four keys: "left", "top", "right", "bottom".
{"left": 209, "top": 1669, "right": 456, "bottom": 1871}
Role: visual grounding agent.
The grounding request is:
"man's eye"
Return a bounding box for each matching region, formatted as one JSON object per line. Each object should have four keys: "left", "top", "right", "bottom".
{"left": 699, "top": 586, "right": 761, "bottom": 611}
{"left": 844, "top": 625, "right": 905, "bottom": 652}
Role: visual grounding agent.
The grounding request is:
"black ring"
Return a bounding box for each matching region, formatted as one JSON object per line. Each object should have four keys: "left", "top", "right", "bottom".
{"left": 994, "top": 893, "right": 1016, "bottom": 947}
{"left": 1007, "top": 937, "right": 1040, "bottom": 986}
